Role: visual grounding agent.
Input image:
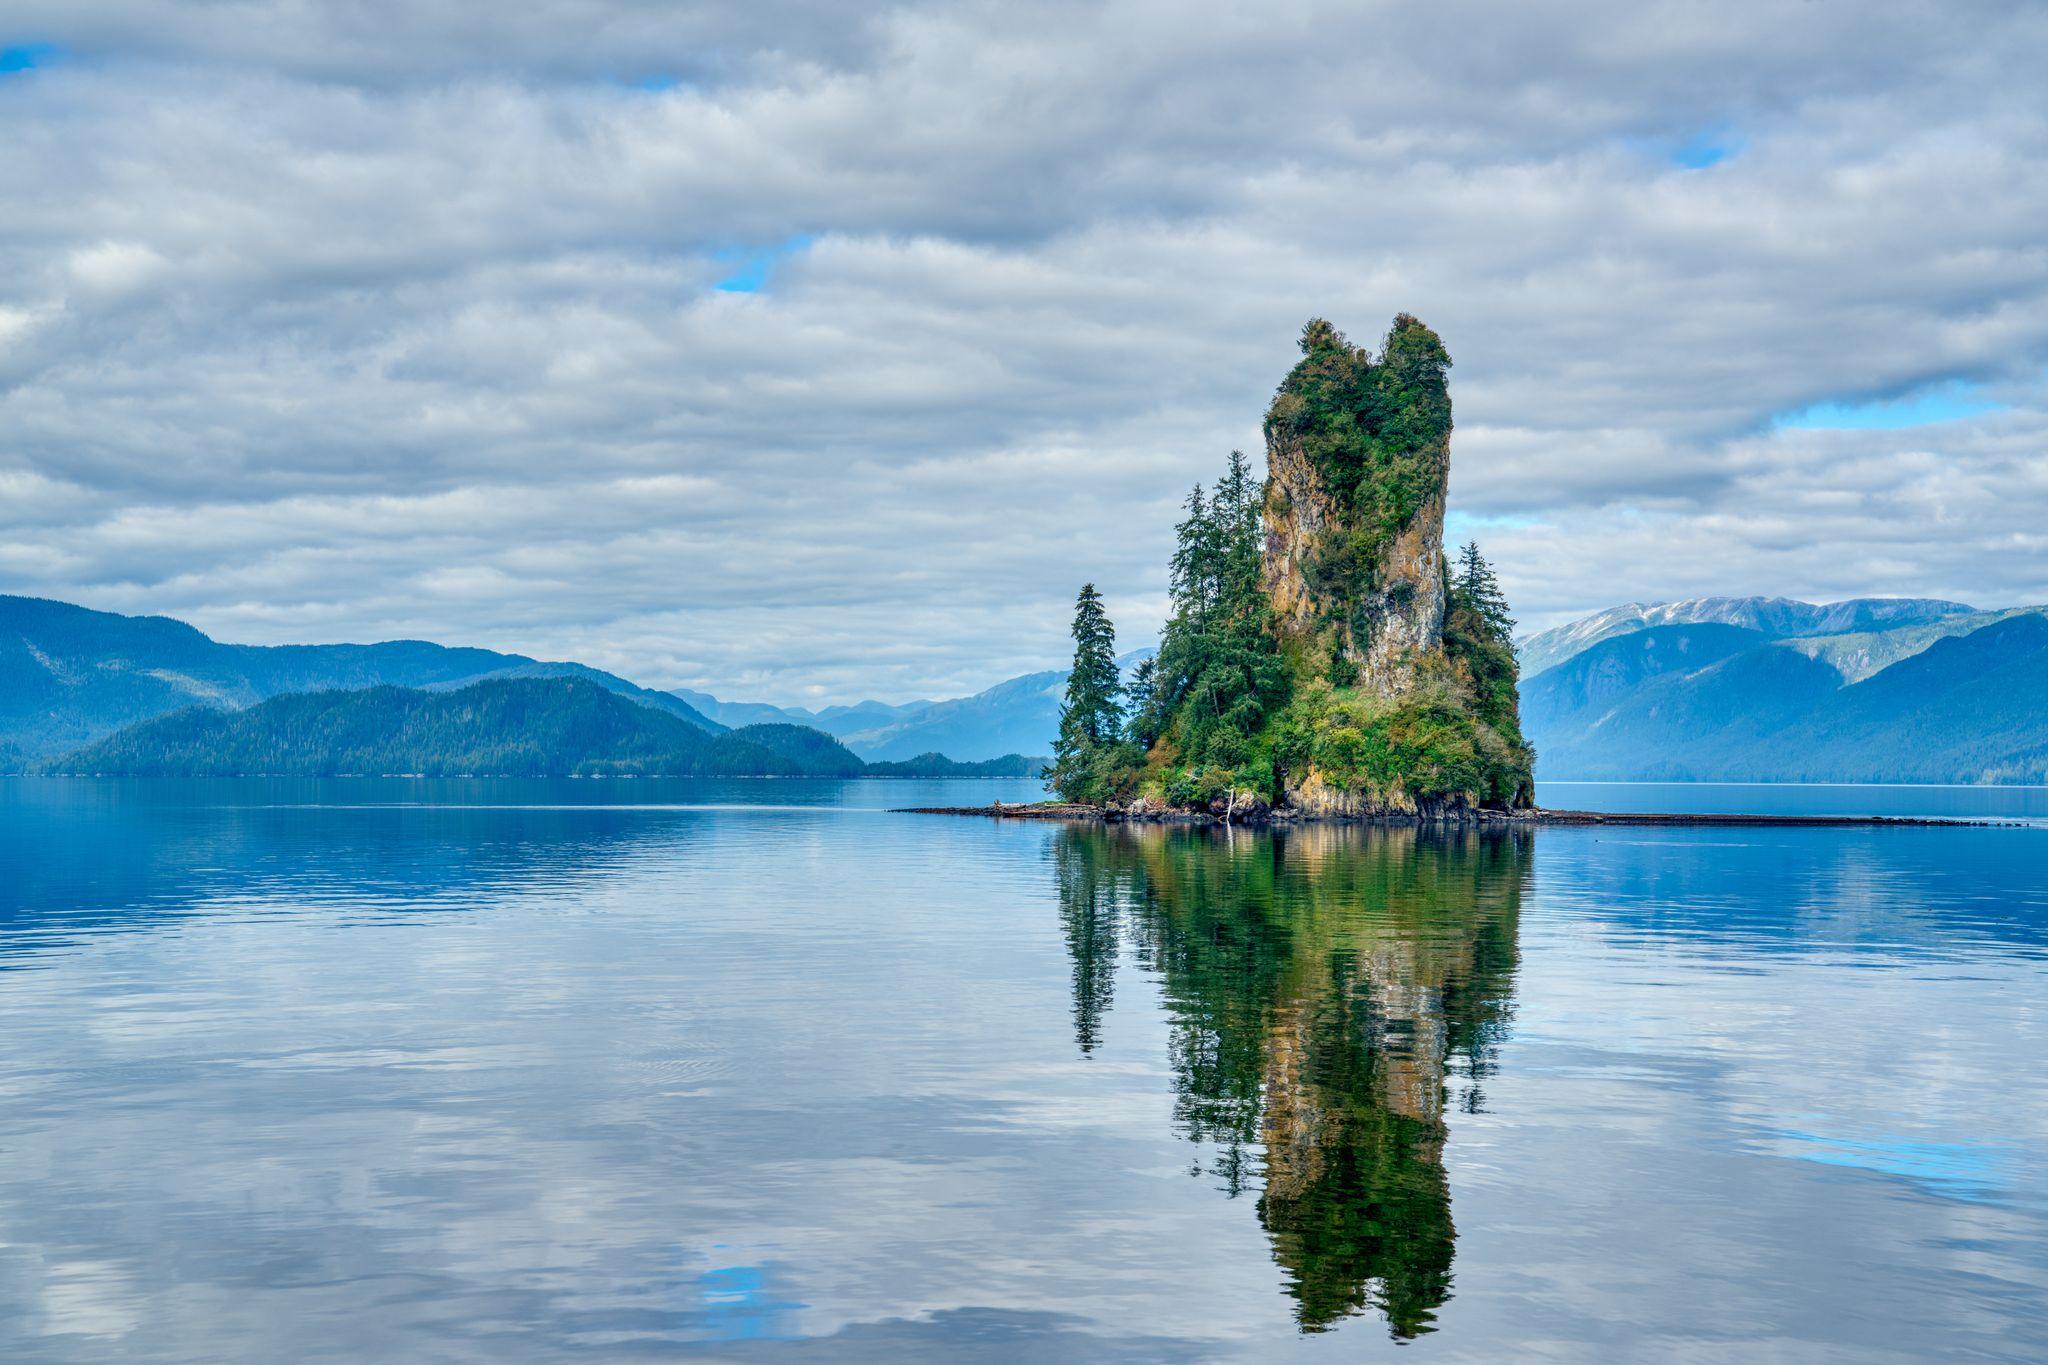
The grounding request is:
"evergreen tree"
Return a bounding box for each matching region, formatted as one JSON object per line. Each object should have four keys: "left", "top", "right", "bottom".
{"left": 1143, "top": 451, "right": 1289, "bottom": 803}
{"left": 1048, "top": 583, "right": 1135, "bottom": 802}
{"left": 1442, "top": 540, "right": 1534, "bottom": 806}
{"left": 1452, "top": 541, "right": 1513, "bottom": 641}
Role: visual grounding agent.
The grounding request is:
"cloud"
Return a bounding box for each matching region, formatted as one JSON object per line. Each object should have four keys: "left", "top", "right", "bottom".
{"left": 1, "top": 1, "right": 2046, "bottom": 696}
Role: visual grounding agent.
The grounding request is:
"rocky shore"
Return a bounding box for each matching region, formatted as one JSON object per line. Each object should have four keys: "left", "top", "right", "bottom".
{"left": 895, "top": 801, "right": 2004, "bottom": 828}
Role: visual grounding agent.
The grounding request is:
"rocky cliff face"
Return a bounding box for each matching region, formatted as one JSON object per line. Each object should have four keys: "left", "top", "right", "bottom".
{"left": 1260, "top": 315, "right": 1453, "bottom": 697}
{"left": 1264, "top": 432, "right": 1447, "bottom": 696}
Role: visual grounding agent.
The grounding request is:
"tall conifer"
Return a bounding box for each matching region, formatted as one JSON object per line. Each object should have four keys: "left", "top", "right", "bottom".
{"left": 1049, "top": 583, "right": 1126, "bottom": 801}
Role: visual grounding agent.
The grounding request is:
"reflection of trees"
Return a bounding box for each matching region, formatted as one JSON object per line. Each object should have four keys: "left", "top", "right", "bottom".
{"left": 1052, "top": 823, "right": 1529, "bottom": 1339}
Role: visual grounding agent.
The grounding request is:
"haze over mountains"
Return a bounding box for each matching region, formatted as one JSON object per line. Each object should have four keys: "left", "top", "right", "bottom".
{"left": 1519, "top": 597, "right": 2048, "bottom": 783}
{"left": 676, "top": 652, "right": 1153, "bottom": 763}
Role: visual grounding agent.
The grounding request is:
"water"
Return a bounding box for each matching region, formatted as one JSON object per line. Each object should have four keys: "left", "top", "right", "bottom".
{"left": 2, "top": 777, "right": 2045, "bottom": 1361}
{"left": 1539, "top": 779, "right": 2048, "bottom": 823}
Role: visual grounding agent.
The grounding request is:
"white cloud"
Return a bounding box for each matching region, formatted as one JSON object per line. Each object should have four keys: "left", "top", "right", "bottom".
{"left": 65, "top": 241, "right": 168, "bottom": 297}
{"left": 1, "top": 1, "right": 2045, "bottom": 698}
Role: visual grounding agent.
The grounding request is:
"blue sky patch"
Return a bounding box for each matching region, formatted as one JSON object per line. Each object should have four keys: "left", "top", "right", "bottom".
{"left": 1670, "top": 128, "right": 1742, "bottom": 169}
{"left": 714, "top": 235, "right": 816, "bottom": 293}
{"left": 1775, "top": 379, "right": 2006, "bottom": 431}
{"left": 1446, "top": 511, "right": 1543, "bottom": 543}
{"left": 1, "top": 42, "right": 60, "bottom": 74}
{"left": 1624, "top": 125, "right": 1744, "bottom": 170}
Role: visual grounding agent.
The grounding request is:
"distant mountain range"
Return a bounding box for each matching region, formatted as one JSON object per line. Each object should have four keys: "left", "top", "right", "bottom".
{"left": 1516, "top": 596, "right": 1977, "bottom": 677}
{"left": 51, "top": 677, "right": 1058, "bottom": 779}
{"left": 0, "top": 594, "right": 722, "bottom": 769}
{"left": 22, "top": 589, "right": 2048, "bottom": 786}
{"left": 1521, "top": 597, "right": 2048, "bottom": 783}
{"left": 1, "top": 594, "right": 1063, "bottom": 776}
{"left": 677, "top": 651, "right": 1154, "bottom": 762}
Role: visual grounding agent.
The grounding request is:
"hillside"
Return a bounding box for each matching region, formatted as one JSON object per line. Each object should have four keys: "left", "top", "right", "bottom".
{"left": 0, "top": 594, "right": 721, "bottom": 769}
{"left": 727, "top": 724, "right": 867, "bottom": 777}
{"left": 51, "top": 678, "right": 794, "bottom": 778}
{"left": 1524, "top": 612, "right": 2048, "bottom": 783}
{"left": 1525, "top": 630, "right": 1846, "bottom": 780}
{"left": 1747, "top": 615, "right": 2048, "bottom": 783}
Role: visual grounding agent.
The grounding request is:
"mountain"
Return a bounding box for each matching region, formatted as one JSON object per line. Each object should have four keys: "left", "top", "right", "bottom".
{"left": 806, "top": 699, "right": 936, "bottom": 737}
{"left": 1521, "top": 623, "right": 1772, "bottom": 720}
{"left": 830, "top": 651, "right": 1156, "bottom": 763}
{"left": 0, "top": 594, "right": 721, "bottom": 770}
{"left": 1780, "top": 605, "right": 2048, "bottom": 683}
{"left": 433, "top": 660, "right": 722, "bottom": 727}
{"left": 1525, "top": 627, "right": 1846, "bottom": 780}
{"left": 668, "top": 690, "right": 938, "bottom": 737}
{"left": 1761, "top": 615, "right": 2048, "bottom": 783}
{"left": 678, "top": 649, "right": 1156, "bottom": 763}
{"left": 837, "top": 669, "right": 1066, "bottom": 762}
{"left": 1523, "top": 611, "right": 2048, "bottom": 783}
{"left": 727, "top": 723, "right": 867, "bottom": 777}
{"left": 52, "top": 678, "right": 792, "bottom": 778}
{"left": 1516, "top": 596, "right": 1976, "bottom": 676}
{"left": 669, "top": 689, "right": 814, "bottom": 730}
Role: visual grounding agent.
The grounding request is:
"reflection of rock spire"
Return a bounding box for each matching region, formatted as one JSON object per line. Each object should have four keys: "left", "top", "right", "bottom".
{"left": 1052, "top": 823, "right": 1528, "bottom": 1340}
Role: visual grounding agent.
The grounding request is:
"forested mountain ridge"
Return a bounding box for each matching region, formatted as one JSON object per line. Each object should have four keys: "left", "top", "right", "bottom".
{"left": 0, "top": 594, "right": 721, "bottom": 770}
{"left": 47, "top": 678, "right": 1042, "bottom": 780}
{"left": 52, "top": 678, "right": 785, "bottom": 778}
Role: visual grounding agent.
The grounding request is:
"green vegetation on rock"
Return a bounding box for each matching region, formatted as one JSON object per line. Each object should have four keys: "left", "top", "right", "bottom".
{"left": 1066, "top": 316, "right": 1532, "bottom": 816}
{"left": 1266, "top": 315, "right": 1453, "bottom": 614}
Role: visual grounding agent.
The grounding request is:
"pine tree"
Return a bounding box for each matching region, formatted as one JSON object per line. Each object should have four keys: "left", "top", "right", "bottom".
{"left": 1048, "top": 584, "right": 1129, "bottom": 802}
{"left": 1453, "top": 541, "right": 1513, "bottom": 641}
{"left": 1143, "top": 451, "right": 1289, "bottom": 803}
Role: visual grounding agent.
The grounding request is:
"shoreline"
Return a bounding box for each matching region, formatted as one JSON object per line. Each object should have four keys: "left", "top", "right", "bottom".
{"left": 894, "top": 802, "right": 2016, "bottom": 829}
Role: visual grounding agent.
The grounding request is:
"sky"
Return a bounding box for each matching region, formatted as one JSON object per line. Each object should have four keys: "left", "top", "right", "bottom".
{"left": 1, "top": 1, "right": 2045, "bottom": 706}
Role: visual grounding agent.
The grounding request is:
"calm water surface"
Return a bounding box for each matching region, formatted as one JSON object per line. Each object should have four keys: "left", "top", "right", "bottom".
{"left": 1, "top": 778, "right": 2045, "bottom": 1361}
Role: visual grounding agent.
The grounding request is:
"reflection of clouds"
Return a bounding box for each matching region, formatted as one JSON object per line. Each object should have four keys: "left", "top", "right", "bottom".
{"left": 35, "top": 1259, "right": 142, "bottom": 1342}
{"left": 0, "top": 798, "right": 1302, "bottom": 1358}
{"left": 1450, "top": 827, "right": 2048, "bottom": 1358}
{"left": 1, "top": 798, "right": 2044, "bottom": 1359}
